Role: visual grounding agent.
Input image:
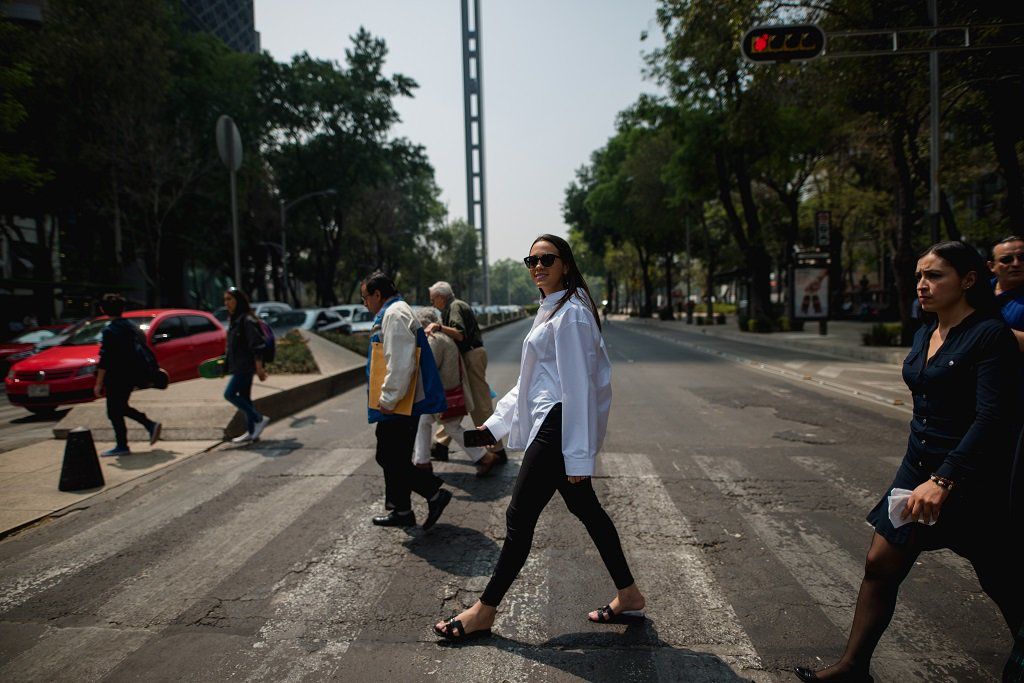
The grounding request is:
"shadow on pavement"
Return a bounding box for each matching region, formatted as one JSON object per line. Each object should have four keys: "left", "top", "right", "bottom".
{"left": 9, "top": 408, "right": 70, "bottom": 425}
{"left": 442, "top": 470, "right": 518, "bottom": 504}
{"left": 238, "top": 437, "right": 304, "bottom": 457}
{"left": 403, "top": 522, "right": 499, "bottom": 577}
{"left": 106, "top": 448, "right": 177, "bottom": 470}
{"left": 437, "top": 621, "right": 751, "bottom": 682}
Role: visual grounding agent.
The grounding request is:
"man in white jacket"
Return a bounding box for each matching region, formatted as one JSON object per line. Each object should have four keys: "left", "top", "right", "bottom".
{"left": 362, "top": 272, "right": 452, "bottom": 529}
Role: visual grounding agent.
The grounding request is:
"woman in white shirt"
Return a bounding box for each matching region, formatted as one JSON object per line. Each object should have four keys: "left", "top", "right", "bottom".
{"left": 433, "top": 234, "right": 646, "bottom": 641}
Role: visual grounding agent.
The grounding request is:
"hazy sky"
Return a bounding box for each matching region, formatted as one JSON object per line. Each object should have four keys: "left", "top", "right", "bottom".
{"left": 253, "top": 0, "right": 664, "bottom": 263}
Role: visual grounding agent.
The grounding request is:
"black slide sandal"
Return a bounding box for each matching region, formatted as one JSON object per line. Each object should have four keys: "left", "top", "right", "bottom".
{"left": 588, "top": 604, "right": 646, "bottom": 624}
{"left": 433, "top": 617, "right": 492, "bottom": 642}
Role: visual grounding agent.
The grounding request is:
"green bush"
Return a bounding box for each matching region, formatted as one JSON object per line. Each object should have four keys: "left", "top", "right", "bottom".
{"left": 777, "top": 316, "right": 792, "bottom": 332}
{"left": 862, "top": 322, "right": 903, "bottom": 347}
{"left": 523, "top": 304, "right": 540, "bottom": 315}
{"left": 318, "top": 330, "right": 370, "bottom": 357}
{"left": 746, "top": 317, "right": 773, "bottom": 333}
{"left": 266, "top": 330, "right": 319, "bottom": 374}
{"left": 707, "top": 302, "right": 737, "bottom": 315}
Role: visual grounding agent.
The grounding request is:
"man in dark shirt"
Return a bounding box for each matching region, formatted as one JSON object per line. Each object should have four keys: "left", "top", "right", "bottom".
{"left": 93, "top": 294, "right": 161, "bottom": 456}
{"left": 990, "top": 235, "right": 1024, "bottom": 350}
{"left": 990, "top": 235, "right": 1024, "bottom": 681}
{"left": 427, "top": 281, "right": 507, "bottom": 476}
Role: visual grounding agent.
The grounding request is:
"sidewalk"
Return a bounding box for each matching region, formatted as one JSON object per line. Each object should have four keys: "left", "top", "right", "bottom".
{"left": 0, "top": 330, "right": 366, "bottom": 537}
{"left": 633, "top": 315, "right": 910, "bottom": 365}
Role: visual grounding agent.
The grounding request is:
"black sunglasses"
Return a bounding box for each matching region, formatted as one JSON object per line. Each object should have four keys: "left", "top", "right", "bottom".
{"left": 523, "top": 254, "right": 560, "bottom": 268}
{"left": 997, "top": 253, "right": 1024, "bottom": 265}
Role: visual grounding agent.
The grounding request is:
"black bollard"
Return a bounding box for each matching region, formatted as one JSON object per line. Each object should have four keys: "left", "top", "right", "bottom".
{"left": 58, "top": 427, "right": 105, "bottom": 491}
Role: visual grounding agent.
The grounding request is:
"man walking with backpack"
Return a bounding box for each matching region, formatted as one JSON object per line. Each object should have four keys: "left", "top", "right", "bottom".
{"left": 93, "top": 294, "right": 162, "bottom": 456}
{"left": 223, "top": 287, "right": 271, "bottom": 444}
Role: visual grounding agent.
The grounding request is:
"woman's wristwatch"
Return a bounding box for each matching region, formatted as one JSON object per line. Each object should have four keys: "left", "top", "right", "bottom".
{"left": 929, "top": 473, "right": 955, "bottom": 491}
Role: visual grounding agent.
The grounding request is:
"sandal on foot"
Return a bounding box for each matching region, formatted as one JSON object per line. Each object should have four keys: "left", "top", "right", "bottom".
{"left": 433, "top": 617, "right": 492, "bottom": 642}
{"left": 588, "top": 604, "right": 646, "bottom": 624}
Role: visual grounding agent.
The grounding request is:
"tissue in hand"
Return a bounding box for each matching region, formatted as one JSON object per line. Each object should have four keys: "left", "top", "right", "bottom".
{"left": 888, "top": 488, "right": 938, "bottom": 529}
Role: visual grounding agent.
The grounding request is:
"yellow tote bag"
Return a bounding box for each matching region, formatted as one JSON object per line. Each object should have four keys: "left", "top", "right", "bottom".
{"left": 368, "top": 341, "right": 419, "bottom": 416}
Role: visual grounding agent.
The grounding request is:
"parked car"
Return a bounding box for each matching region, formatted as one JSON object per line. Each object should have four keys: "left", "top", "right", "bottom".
{"left": 4, "top": 309, "right": 225, "bottom": 414}
{"left": 265, "top": 308, "right": 351, "bottom": 336}
{"left": 2, "top": 318, "right": 89, "bottom": 369}
{"left": 212, "top": 301, "right": 292, "bottom": 325}
{"left": 0, "top": 326, "right": 69, "bottom": 372}
{"left": 347, "top": 308, "right": 374, "bottom": 334}
{"left": 329, "top": 304, "right": 368, "bottom": 322}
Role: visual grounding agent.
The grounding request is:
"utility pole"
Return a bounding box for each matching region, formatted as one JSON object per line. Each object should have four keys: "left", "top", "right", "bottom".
{"left": 461, "top": 0, "right": 489, "bottom": 305}
{"left": 928, "top": 0, "right": 941, "bottom": 243}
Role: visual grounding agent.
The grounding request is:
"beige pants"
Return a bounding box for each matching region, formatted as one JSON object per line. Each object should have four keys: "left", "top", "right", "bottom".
{"left": 435, "top": 346, "right": 504, "bottom": 450}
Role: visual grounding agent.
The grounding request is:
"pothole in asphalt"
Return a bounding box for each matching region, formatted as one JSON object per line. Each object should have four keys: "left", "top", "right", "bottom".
{"left": 772, "top": 429, "right": 836, "bottom": 445}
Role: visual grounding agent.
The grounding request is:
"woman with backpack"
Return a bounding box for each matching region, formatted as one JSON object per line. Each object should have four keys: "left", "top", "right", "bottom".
{"left": 223, "top": 287, "right": 270, "bottom": 444}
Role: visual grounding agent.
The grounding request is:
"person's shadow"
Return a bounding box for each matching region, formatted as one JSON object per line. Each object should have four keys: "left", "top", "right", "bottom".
{"left": 236, "top": 437, "right": 304, "bottom": 458}
{"left": 402, "top": 523, "right": 500, "bottom": 577}
{"left": 105, "top": 448, "right": 176, "bottom": 470}
{"left": 437, "top": 620, "right": 754, "bottom": 682}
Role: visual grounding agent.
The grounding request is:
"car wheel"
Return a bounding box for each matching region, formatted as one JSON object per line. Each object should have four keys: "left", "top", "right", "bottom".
{"left": 26, "top": 406, "right": 58, "bottom": 416}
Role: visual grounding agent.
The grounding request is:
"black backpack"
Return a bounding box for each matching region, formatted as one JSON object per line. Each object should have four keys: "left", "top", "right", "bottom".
{"left": 131, "top": 328, "right": 168, "bottom": 389}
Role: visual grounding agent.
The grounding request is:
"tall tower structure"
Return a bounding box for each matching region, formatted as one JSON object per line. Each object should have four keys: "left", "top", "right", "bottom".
{"left": 460, "top": 0, "right": 489, "bottom": 305}
{"left": 180, "top": 0, "right": 260, "bottom": 53}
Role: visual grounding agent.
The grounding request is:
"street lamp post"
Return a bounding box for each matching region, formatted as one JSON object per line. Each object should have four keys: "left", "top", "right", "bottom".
{"left": 279, "top": 189, "right": 337, "bottom": 306}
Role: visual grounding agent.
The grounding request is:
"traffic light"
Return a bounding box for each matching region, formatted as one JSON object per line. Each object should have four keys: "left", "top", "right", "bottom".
{"left": 741, "top": 24, "right": 826, "bottom": 62}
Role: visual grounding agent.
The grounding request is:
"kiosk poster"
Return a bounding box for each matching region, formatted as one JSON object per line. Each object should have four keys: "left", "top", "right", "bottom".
{"left": 795, "top": 266, "right": 829, "bottom": 319}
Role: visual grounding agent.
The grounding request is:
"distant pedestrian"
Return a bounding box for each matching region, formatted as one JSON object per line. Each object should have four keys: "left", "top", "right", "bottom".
{"left": 989, "top": 235, "right": 1024, "bottom": 350}
{"left": 93, "top": 294, "right": 161, "bottom": 456}
{"left": 989, "top": 235, "right": 1024, "bottom": 680}
{"left": 223, "top": 287, "right": 270, "bottom": 444}
{"left": 796, "top": 241, "right": 1023, "bottom": 682}
{"left": 363, "top": 272, "right": 452, "bottom": 529}
{"left": 412, "top": 308, "right": 489, "bottom": 474}
{"left": 426, "top": 281, "right": 508, "bottom": 474}
{"left": 433, "top": 234, "right": 645, "bottom": 642}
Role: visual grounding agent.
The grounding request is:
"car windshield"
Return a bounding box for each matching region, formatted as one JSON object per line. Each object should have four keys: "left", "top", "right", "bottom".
{"left": 65, "top": 317, "right": 153, "bottom": 346}
{"left": 13, "top": 329, "right": 57, "bottom": 343}
{"left": 353, "top": 310, "right": 373, "bottom": 323}
{"left": 212, "top": 308, "right": 229, "bottom": 322}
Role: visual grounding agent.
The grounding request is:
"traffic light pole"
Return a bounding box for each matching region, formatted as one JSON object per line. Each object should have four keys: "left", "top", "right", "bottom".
{"left": 461, "top": 0, "right": 490, "bottom": 305}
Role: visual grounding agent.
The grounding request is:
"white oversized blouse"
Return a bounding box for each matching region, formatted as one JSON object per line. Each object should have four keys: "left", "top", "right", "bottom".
{"left": 483, "top": 289, "right": 612, "bottom": 476}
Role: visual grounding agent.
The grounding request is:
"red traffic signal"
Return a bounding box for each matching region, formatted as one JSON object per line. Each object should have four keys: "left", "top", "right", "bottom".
{"left": 742, "top": 24, "right": 826, "bottom": 62}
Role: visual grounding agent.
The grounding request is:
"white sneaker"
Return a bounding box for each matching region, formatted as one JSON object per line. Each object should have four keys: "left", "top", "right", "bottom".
{"left": 231, "top": 432, "right": 254, "bottom": 444}
{"left": 252, "top": 415, "right": 271, "bottom": 440}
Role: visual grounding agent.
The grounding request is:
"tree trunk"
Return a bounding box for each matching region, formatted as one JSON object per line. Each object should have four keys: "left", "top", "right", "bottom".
{"left": 664, "top": 251, "right": 674, "bottom": 318}
{"left": 891, "top": 126, "right": 920, "bottom": 346}
{"left": 987, "top": 82, "right": 1024, "bottom": 228}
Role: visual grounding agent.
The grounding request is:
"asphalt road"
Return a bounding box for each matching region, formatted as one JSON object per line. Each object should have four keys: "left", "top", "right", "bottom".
{"left": 0, "top": 396, "right": 68, "bottom": 454}
{"left": 0, "top": 318, "right": 1010, "bottom": 682}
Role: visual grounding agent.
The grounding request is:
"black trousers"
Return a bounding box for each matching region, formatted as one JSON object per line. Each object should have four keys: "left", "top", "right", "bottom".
{"left": 480, "top": 405, "right": 634, "bottom": 607}
{"left": 105, "top": 382, "right": 154, "bottom": 449}
{"left": 375, "top": 416, "right": 443, "bottom": 512}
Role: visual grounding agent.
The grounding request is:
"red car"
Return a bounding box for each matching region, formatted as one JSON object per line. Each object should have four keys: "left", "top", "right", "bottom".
{"left": 0, "top": 326, "right": 70, "bottom": 374}
{"left": 5, "top": 309, "right": 225, "bottom": 414}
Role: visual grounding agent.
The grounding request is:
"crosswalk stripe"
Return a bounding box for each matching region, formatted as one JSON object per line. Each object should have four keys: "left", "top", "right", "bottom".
{"left": 693, "top": 455, "right": 987, "bottom": 681}
{"left": 598, "top": 453, "right": 767, "bottom": 679}
{"left": 787, "top": 454, "right": 977, "bottom": 584}
{"left": 0, "top": 447, "right": 375, "bottom": 682}
{"left": 0, "top": 449, "right": 263, "bottom": 613}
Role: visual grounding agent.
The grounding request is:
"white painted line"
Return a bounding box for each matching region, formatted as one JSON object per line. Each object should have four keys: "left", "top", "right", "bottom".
{"left": 0, "top": 448, "right": 375, "bottom": 682}
{"left": 693, "top": 455, "right": 988, "bottom": 681}
{"left": 0, "top": 450, "right": 264, "bottom": 612}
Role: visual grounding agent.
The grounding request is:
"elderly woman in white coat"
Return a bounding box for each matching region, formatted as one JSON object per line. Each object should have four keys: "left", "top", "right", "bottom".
{"left": 433, "top": 234, "right": 646, "bottom": 641}
{"left": 413, "top": 308, "right": 491, "bottom": 475}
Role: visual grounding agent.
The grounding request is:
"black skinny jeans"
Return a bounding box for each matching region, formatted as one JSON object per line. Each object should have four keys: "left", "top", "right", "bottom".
{"left": 105, "top": 382, "right": 154, "bottom": 449}
{"left": 375, "top": 415, "right": 443, "bottom": 512}
{"left": 481, "top": 404, "right": 634, "bottom": 607}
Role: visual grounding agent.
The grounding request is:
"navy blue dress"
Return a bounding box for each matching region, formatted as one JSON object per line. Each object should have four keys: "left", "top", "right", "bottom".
{"left": 867, "top": 312, "right": 1020, "bottom": 554}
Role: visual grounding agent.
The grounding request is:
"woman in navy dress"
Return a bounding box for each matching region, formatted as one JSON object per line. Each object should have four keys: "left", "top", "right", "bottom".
{"left": 797, "top": 241, "right": 1023, "bottom": 682}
